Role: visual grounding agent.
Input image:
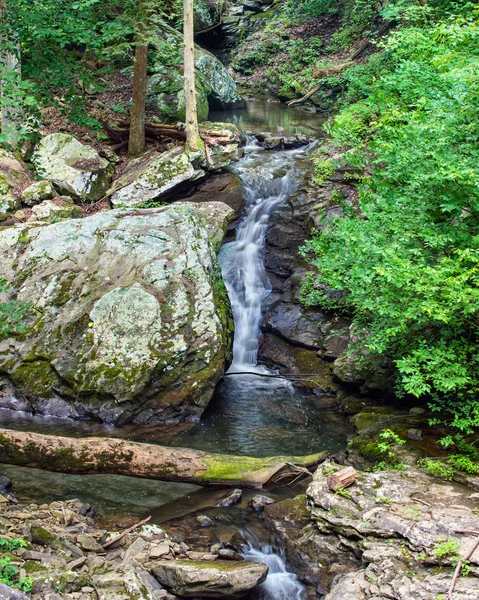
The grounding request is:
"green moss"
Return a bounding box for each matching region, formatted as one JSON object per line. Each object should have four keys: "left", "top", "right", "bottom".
{"left": 11, "top": 360, "right": 60, "bottom": 397}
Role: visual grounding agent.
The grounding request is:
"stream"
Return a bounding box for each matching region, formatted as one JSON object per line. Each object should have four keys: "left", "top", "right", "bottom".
{"left": 0, "top": 101, "right": 346, "bottom": 599}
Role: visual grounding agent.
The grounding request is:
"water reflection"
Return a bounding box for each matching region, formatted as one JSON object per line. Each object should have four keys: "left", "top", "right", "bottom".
{"left": 209, "top": 99, "right": 326, "bottom": 136}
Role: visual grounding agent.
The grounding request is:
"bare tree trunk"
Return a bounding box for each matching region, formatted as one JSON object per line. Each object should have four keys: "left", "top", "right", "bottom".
{"left": 183, "top": 0, "right": 203, "bottom": 153}
{"left": 0, "top": 428, "right": 326, "bottom": 489}
{"left": 0, "top": 0, "right": 22, "bottom": 148}
{"left": 128, "top": 1, "right": 148, "bottom": 157}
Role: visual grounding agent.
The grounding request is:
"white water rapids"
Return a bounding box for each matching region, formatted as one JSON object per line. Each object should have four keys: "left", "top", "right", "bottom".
{"left": 220, "top": 139, "right": 308, "bottom": 373}
{"left": 220, "top": 140, "right": 312, "bottom": 598}
{"left": 242, "top": 537, "right": 304, "bottom": 600}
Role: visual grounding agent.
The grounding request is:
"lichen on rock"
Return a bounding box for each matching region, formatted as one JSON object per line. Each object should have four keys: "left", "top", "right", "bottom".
{"left": 0, "top": 202, "right": 235, "bottom": 425}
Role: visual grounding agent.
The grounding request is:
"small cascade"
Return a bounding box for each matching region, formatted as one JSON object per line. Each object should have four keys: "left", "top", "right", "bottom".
{"left": 220, "top": 139, "right": 308, "bottom": 373}
{"left": 242, "top": 538, "right": 304, "bottom": 600}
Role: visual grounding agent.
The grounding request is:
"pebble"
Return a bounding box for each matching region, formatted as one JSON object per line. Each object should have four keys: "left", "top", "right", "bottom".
{"left": 215, "top": 488, "right": 243, "bottom": 508}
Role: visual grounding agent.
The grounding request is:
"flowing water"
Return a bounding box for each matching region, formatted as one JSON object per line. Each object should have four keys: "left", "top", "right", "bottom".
{"left": 0, "top": 101, "right": 345, "bottom": 598}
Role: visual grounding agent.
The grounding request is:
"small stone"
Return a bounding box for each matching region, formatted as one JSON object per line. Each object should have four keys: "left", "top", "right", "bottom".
{"left": 67, "top": 556, "right": 87, "bottom": 570}
{"left": 76, "top": 533, "right": 104, "bottom": 553}
{"left": 195, "top": 515, "right": 214, "bottom": 527}
{"left": 249, "top": 495, "right": 275, "bottom": 511}
{"left": 0, "top": 476, "right": 12, "bottom": 489}
{"left": 409, "top": 407, "right": 425, "bottom": 416}
{"left": 23, "top": 550, "right": 65, "bottom": 566}
{"left": 149, "top": 542, "right": 171, "bottom": 560}
{"left": 408, "top": 428, "right": 423, "bottom": 441}
{"left": 210, "top": 543, "right": 222, "bottom": 555}
{"left": 218, "top": 548, "right": 244, "bottom": 561}
{"left": 21, "top": 180, "right": 55, "bottom": 207}
{"left": 215, "top": 489, "right": 242, "bottom": 508}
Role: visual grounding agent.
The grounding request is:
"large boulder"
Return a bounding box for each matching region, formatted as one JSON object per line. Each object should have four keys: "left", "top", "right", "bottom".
{"left": 108, "top": 147, "right": 205, "bottom": 209}
{"left": 152, "top": 560, "right": 268, "bottom": 598}
{"left": 0, "top": 150, "right": 28, "bottom": 221}
{"left": 194, "top": 0, "right": 224, "bottom": 32}
{"left": 147, "top": 21, "right": 243, "bottom": 122}
{"left": 33, "top": 134, "right": 114, "bottom": 202}
{"left": 0, "top": 202, "right": 234, "bottom": 424}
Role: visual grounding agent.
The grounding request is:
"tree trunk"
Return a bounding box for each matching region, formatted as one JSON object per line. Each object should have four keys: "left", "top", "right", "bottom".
{"left": 183, "top": 0, "right": 203, "bottom": 153}
{"left": 128, "top": 1, "right": 148, "bottom": 157}
{"left": 0, "top": 0, "right": 22, "bottom": 148}
{"left": 0, "top": 428, "right": 326, "bottom": 489}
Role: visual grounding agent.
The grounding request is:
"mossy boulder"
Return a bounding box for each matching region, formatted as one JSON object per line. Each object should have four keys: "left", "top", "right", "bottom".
{"left": 33, "top": 134, "right": 114, "bottom": 202}
{"left": 0, "top": 202, "right": 234, "bottom": 425}
{"left": 147, "top": 21, "right": 243, "bottom": 122}
{"left": 31, "top": 197, "right": 82, "bottom": 222}
{"left": 108, "top": 146, "right": 205, "bottom": 209}
{"left": 21, "top": 180, "right": 55, "bottom": 207}
{"left": 194, "top": 0, "right": 224, "bottom": 32}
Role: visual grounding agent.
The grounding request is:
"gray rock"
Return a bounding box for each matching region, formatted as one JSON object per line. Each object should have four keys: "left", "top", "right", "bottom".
{"left": 108, "top": 147, "right": 204, "bottom": 209}
{"left": 147, "top": 20, "right": 243, "bottom": 121}
{"left": 152, "top": 559, "right": 268, "bottom": 598}
{"left": 0, "top": 202, "right": 234, "bottom": 425}
{"left": 407, "top": 428, "right": 423, "bottom": 442}
{"left": 21, "top": 180, "right": 55, "bottom": 207}
{"left": 196, "top": 515, "right": 214, "bottom": 527}
{"left": 76, "top": 533, "right": 104, "bottom": 553}
{"left": 33, "top": 134, "right": 114, "bottom": 201}
{"left": 250, "top": 495, "right": 275, "bottom": 511}
{"left": 31, "top": 197, "right": 82, "bottom": 222}
{"left": 409, "top": 407, "right": 426, "bottom": 416}
{"left": 262, "top": 136, "right": 283, "bottom": 149}
{"left": 0, "top": 582, "right": 30, "bottom": 600}
{"left": 216, "top": 489, "right": 242, "bottom": 508}
{"left": 217, "top": 548, "right": 244, "bottom": 561}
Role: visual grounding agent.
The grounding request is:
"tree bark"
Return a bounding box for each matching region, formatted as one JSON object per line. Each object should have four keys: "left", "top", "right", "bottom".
{"left": 327, "top": 466, "right": 357, "bottom": 492}
{"left": 0, "top": 0, "right": 22, "bottom": 148}
{"left": 183, "top": 0, "right": 203, "bottom": 153}
{"left": 0, "top": 428, "right": 326, "bottom": 489}
{"left": 128, "top": 1, "right": 148, "bottom": 157}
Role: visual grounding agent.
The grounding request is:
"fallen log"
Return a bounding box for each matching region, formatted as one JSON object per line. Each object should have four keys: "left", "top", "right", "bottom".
{"left": 0, "top": 428, "right": 326, "bottom": 489}
{"left": 327, "top": 466, "right": 357, "bottom": 492}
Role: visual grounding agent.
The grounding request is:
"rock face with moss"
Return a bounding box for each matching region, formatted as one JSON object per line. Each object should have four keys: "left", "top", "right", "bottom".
{"left": 0, "top": 202, "right": 235, "bottom": 424}
{"left": 108, "top": 147, "right": 205, "bottom": 209}
{"left": 33, "top": 134, "right": 114, "bottom": 202}
{"left": 147, "top": 21, "right": 243, "bottom": 122}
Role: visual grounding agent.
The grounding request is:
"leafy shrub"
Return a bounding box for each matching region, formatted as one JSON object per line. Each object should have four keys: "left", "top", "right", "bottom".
{"left": 417, "top": 458, "right": 455, "bottom": 481}
{"left": 0, "top": 280, "right": 29, "bottom": 339}
{"left": 302, "top": 8, "right": 479, "bottom": 437}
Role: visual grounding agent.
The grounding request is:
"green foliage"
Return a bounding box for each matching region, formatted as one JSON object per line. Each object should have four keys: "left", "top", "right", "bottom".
{"left": 0, "top": 557, "right": 33, "bottom": 592}
{"left": 0, "top": 539, "right": 28, "bottom": 551}
{"left": 417, "top": 458, "right": 455, "bottom": 481}
{"left": 335, "top": 487, "right": 352, "bottom": 498}
{"left": 0, "top": 280, "right": 29, "bottom": 339}
{"left": 302, "top": 7, "right": 479, "bottom": 436}
{"left": 448, "top": 454, "right": 479, "bottom": 475}
{"left": 433, "top": 537, "right": 461, "bottom": 560}
{"left": 313, "top": 159, "right": 335, "bottom": 185}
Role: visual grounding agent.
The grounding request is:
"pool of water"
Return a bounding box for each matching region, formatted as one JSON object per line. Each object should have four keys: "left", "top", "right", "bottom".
{"left": 209, "top": 99, "right": 327, "bottom": 136}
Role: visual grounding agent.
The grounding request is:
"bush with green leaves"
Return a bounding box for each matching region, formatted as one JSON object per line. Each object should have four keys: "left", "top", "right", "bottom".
{"left": 302, "top": 4, "right": 479, "bottom": 437}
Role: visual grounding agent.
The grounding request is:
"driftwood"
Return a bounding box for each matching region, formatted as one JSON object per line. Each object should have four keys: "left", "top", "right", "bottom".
{"left": 327, "top": 466, "right": 357, "bottom": 492}
{"left": 0, "top": 428, "right": 326, "bottom": 489}
{"left": 448, "top": 535, "right": 479, "bottom": 599}
{"left": 102, "top": 121, "right": 235, "bottom": 151}
{"left": 103, "top": 516, "right": 151, "bottom": 549}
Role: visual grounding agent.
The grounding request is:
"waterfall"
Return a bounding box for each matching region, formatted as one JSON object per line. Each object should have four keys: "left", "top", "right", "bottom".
{"left": 220, "top": 139, "right": 306, "bottom": 373}
{"left": 242, "top": 539, "right": 304, "bottom": 600}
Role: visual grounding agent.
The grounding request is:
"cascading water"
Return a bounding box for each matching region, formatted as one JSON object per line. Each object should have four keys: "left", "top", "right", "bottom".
{"left": 220, "top": 139, "right": 307, "bottom": 372}
{"left": 242, "top": 536, "right": 304, "bottom": 600}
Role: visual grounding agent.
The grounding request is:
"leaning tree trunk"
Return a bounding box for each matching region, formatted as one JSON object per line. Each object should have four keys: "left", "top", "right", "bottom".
{"left": 0, "top": 428, "right": 326, "bottom": 489}
{"left": 128, "top": 0, "right": 148, "bottom": 157}
{"left": 183, "top": 0, "right": 203, "bottom": 153}
{"left": 0, "top": 0, "right": 22, "bottom": 148}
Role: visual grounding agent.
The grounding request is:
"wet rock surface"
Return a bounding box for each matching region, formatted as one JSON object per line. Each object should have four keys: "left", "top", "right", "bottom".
{"left": 0, "top": 498, "right": 269, "bottom": 600}
{"left": 264, "top": 401, "right": 479, "bottom": 599}
{"left": 0, "top": 202, "right": 234, "bottom": 425}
